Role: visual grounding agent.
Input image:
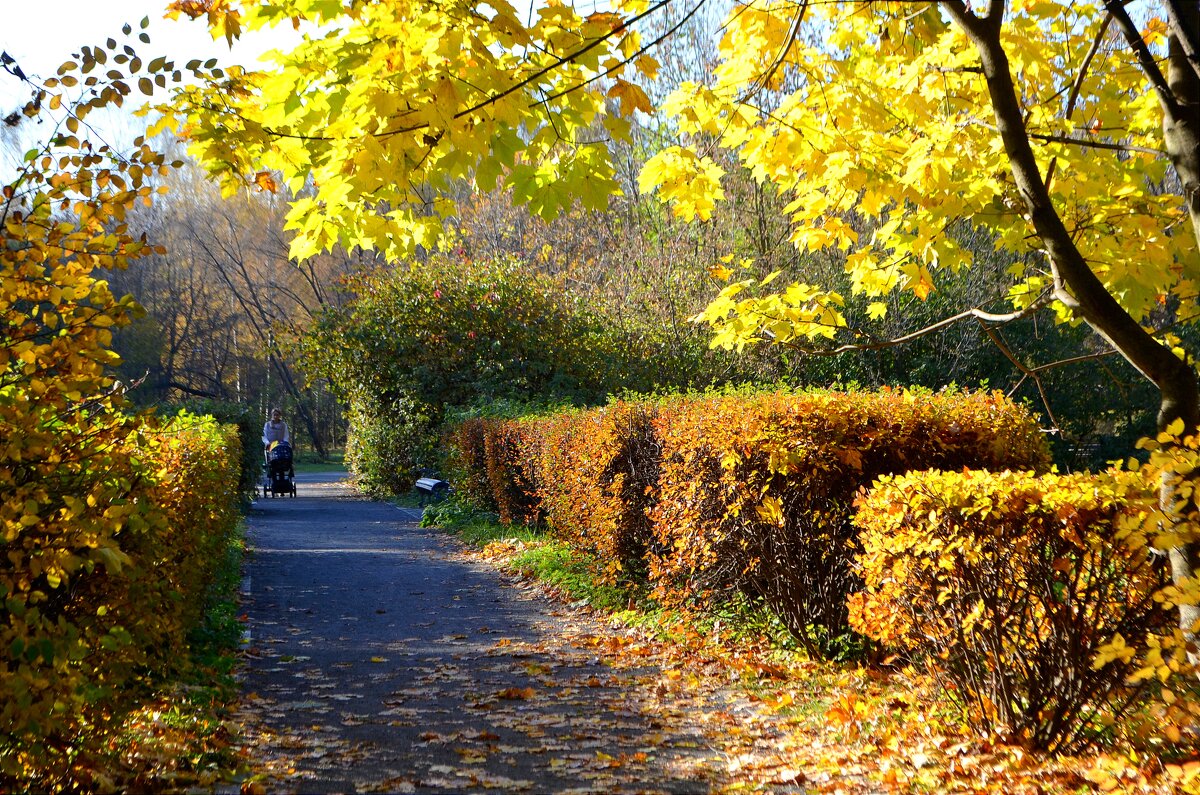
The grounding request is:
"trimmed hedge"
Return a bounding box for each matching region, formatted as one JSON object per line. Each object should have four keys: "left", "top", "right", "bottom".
{"left": 851, "top": 469, "right": 1170, "bottom": 752}
{"left": 0, "top": 412, "right": 242, "bottom": 789}
{"left": 484, "top": 418, "right": 546, "bottom": 527}
{"left": 444, "top": 417, "right": 496, "bottom": 511}
{"left": 445, "top": 388, "right": 1050, "bottom": 655}
{"left": 647, "top": 389, "right": 1051, "bottom": 655}
{"left": 535, "top": 402, "right": 662, "bottom": 582}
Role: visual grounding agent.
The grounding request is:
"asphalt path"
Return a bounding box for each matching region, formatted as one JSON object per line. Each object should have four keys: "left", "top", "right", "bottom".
{"left": 234, "top": 472, "right": 733, "bottom": 794}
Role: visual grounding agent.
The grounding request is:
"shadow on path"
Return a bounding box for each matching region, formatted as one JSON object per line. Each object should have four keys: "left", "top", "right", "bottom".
{"left": 234, "top": 473, "right": 746, "bottom": 794}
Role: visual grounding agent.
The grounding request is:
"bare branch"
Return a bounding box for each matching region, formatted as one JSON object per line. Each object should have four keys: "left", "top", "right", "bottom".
{"left": 1029, "top": 131, "right": 1165, "bottom": 157}
{"left": 775, "top": 290, "right": 1054, "bottom": 357}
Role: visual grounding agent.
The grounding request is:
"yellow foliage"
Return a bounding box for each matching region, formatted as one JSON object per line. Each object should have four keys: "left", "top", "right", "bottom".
{"left": 0, "top": 34, "right": 236, "bottom": 788}
{"left": 172, "top": 0, "right": 636, "bottom": 260}
{"left": 653, "top": 3, "right": 1198, "bottom": 351}
{"left": 852, "top": 467, "right": 1190, "bottom": 751}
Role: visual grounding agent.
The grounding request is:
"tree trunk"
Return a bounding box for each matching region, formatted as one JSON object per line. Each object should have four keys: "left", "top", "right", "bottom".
{"left": 269, "top": 352, "right": 329, "bottom": 459}
{"left": 946, "top": 1, "right": 1200, "bottom": 660}
{"left": 1161, "top": 0, "right": 1200, "bottom": 662}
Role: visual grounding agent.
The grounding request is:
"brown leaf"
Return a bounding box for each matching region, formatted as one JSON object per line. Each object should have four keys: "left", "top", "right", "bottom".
{"left": 253, "top": 170, "right": 278, "bottom": 192}
{"left": 497, "top": 687, "right": 536, "bottom": 700}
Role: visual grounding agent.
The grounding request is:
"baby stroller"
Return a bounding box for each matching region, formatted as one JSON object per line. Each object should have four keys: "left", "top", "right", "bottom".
{"left": 263, "top": 441, "right": 297, "bottom": 498}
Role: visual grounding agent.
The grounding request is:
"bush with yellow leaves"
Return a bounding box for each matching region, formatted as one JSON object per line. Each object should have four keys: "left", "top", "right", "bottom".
{"left": 851, "top": 468, "right": 1179, "bottom": 752}
{"left": 448, "top": 388, "right": 1048, "bottom": 658}
{"left": 0, "top": 33, "right": 234, "bottom": 787}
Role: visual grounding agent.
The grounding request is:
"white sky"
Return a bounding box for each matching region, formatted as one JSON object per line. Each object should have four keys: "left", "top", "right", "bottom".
{"left": 0, "top": 0, "right": 299, "bottom": 166}
{"left": 0, "top": 0, "right": 290, "bottom": 84}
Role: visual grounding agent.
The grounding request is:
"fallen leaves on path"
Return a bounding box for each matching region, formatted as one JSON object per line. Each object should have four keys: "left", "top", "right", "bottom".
{"left": 228, "top": 530, "right": 1195, "bottom": 794}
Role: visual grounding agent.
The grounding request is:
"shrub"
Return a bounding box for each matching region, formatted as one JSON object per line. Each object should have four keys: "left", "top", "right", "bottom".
{"left": 648, "top": 388, "right": 1051, "bottom": 657}
{"left": 169, "top": 399, "right": 262, "bottom": 503}
{"left": 484, "top": 419, "right": 546, "bottom": 527}
{"left": 0, "top": 411, "right": 243, "bottom": 789}
{"left": 535, "top": 401, "right": 661, "bottom": 582}
{"left": 851, "top": 469, "right": 1171, "bottom": 752}
{"left": 138, "top": 414, "right": 244, "bottom": 636}
{"left": 444, "top": 387, "right": 1049, "bottom": 659}
{"left": 344, "top": 393, "right": 438, "bottom": 496}
{"left": 444, "top": 417, "right": 498, "bottom": 511}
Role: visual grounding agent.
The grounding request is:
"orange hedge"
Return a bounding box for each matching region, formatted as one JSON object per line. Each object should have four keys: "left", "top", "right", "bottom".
{"left": 444, "top": 417, "right": 496, "bottom": 511}
{"left": 851, "top": 469, "right": 1170, "bottom": 752}
{"left": 484, "top": 418, "right": 546, "bottom": 526}
{"left": 535, "top": 401, "right": 661, "bottom": 582}
{"left": 446, "top": 388, "right": 1049, "bottom": 658}
{"left": 647, "top": 388, "right": 1051, "bottom": 656}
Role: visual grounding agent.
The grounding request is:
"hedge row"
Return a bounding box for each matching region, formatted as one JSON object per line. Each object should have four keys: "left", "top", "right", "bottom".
{"left": 446, "top": 388, "right": 1052, "bottom": 656}
{"left": 1, "top": 412, "right": 243, "bottom": 789}
{"left": 449, "top": 388, "right": 1191, "bottom": 750}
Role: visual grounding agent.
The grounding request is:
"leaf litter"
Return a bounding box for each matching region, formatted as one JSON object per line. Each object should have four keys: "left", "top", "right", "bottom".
{"left": 228, "top": 521, "right": 1196, "bottom": 794}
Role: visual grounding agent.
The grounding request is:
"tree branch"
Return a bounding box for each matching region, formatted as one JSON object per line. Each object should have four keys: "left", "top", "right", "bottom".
{"left": 1045, "top": 12, "right": 1114, "bottom": 191}
{"left": 1103, "top": 0, "right": 1184, "bottom": 119}
{"left": 542, "top": 0, "right": 709, "bottom": 105}
{"left": 775, "top": 290, "right": 1054, "bottom": 357}
{"left": 1165, "top": 0, "right": 1200, "bottom": 83}
{"left": 1028, "top": 131, "right": 1165, "bottom": 157}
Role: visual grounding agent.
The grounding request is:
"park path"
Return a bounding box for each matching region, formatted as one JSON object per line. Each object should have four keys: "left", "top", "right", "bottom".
{"left": 230, "top": 472, "right": 821, "bottom": 794}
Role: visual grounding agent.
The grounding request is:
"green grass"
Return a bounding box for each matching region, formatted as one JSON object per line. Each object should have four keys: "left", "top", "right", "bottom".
{"left": 293, "top": 451, "right": 347, "bottom": 473}
{"left": 506, "top": 541, "right": 643, "bottom": 614}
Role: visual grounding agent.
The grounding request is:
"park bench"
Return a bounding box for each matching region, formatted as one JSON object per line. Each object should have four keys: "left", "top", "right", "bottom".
{"left": 414, "top": 476, "right": 450, "bottom": 506}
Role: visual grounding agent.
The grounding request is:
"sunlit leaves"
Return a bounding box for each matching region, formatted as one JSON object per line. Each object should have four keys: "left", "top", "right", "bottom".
{"left": 638, "top": 146, "right": 725, "bottom": 222}
{"left": 693, "top": 275, "right": 846, "bottom": 350}
{"left": 0, "top": 25, "right": 228, "bottom": 787}
{"left": 172, "top": 0, "right": 651, "bottom": 260}
{"left": 649, "top": 1, "right": 1198, "bottom": 351}
{"left": 853, "top": 467, "right": 1186, "bottom": 751}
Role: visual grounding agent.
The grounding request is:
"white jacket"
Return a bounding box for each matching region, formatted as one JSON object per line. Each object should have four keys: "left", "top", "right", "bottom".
{"left": 262, "top": 420, "right": 291, "bottom": 446}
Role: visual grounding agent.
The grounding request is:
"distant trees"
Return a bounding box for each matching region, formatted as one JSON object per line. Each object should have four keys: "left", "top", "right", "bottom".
{"left": 301, "top": 255, "right": 681, "bottom": 492}
{"left": 108, "top": 159, "right": 370, "bottom": 456}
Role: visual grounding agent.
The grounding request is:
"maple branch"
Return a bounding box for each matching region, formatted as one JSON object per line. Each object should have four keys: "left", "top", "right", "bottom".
{"left": 1045, "top": 12, "right": 1114, "bottom": 191}
{"left": 1027, "top": 131, "right": 1165, "bottom": 157}
{"left": 540, "top": 0, "right": 708, "bottom": 105}
{"left": 775, "top": 290, "right": 1054, "bottom": 357}
{"left": 739, "top": 0, "right": 809, "bottom": 104}
{"left": 385, "top": 0, "right": 681, "bottom": 137}
{"left": 249, "top": 0, "right": 683, "bottom": 145}
{"left": 1103, "top": 0, "right": 1183, "bottom": 118}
